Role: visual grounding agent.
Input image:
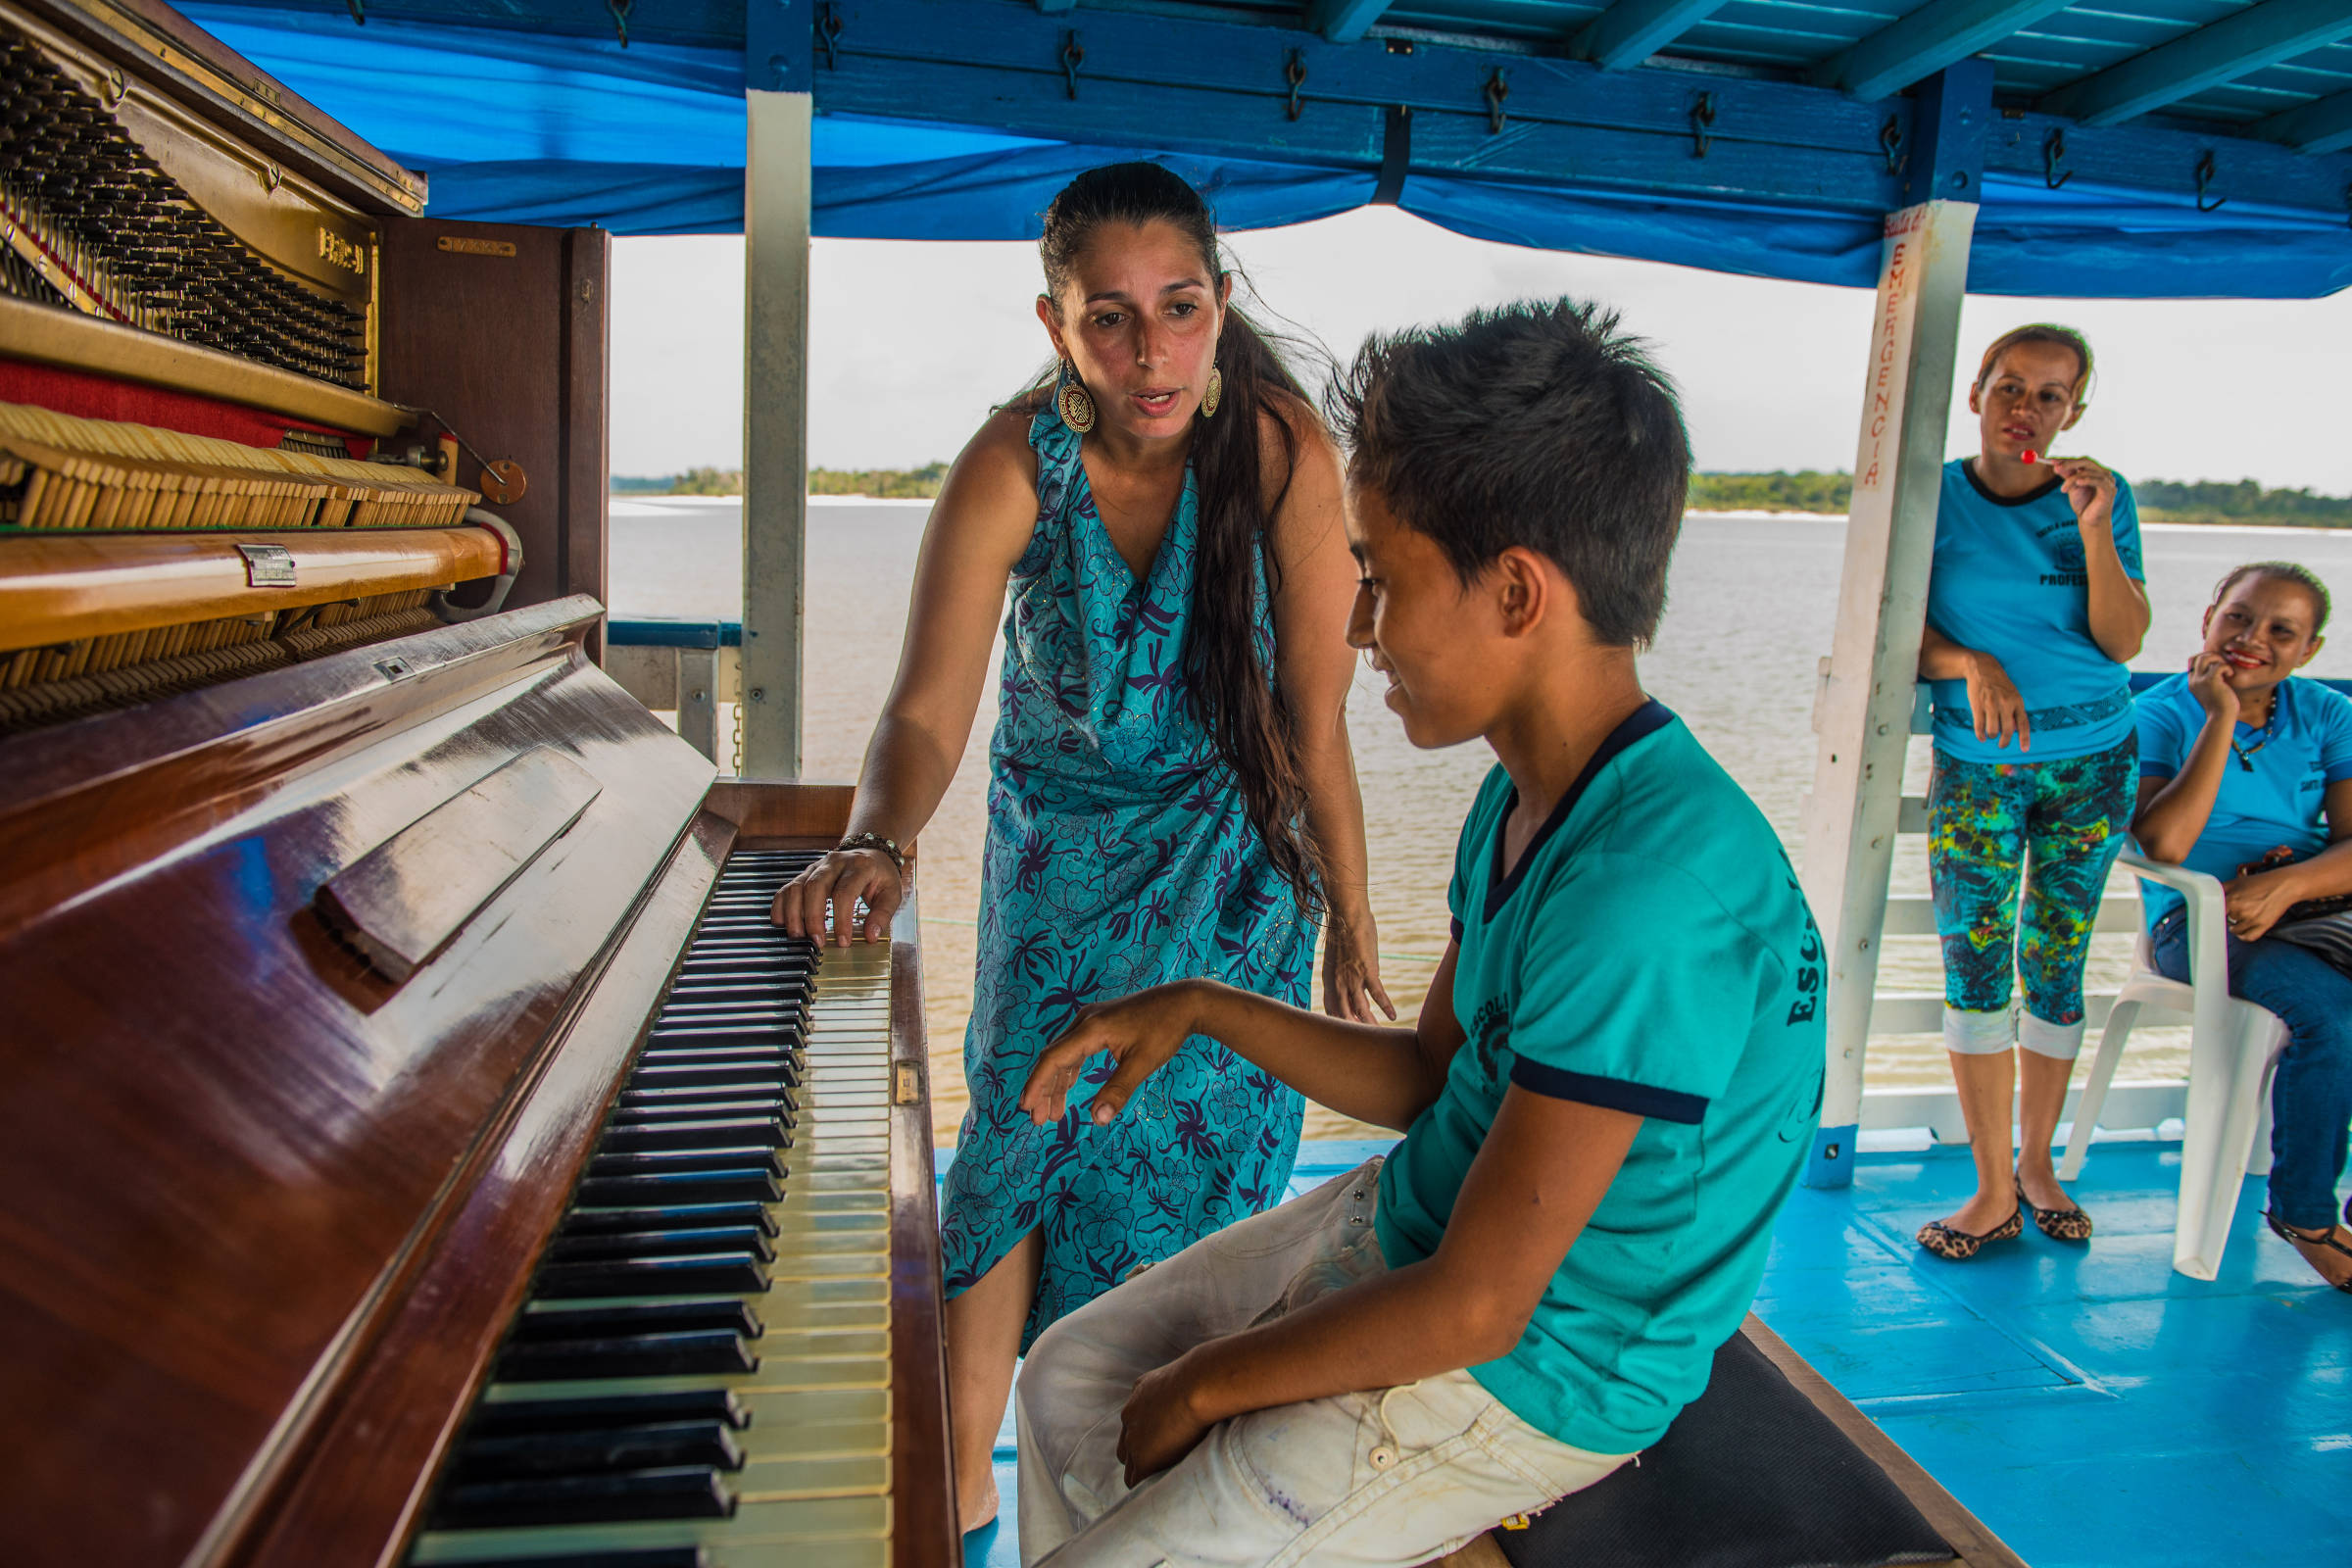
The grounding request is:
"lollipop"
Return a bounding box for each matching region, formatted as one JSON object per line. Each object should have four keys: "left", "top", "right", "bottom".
{"left": 2021, "top": 449, "right": 2039, "bottom": 465}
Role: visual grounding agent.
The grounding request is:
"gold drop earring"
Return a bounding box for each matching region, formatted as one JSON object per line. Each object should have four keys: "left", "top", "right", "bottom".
{"left": 1200, "top": 366, "right": 1223, "bottom": 419}
{"left": 1056, "top": 360, "right": 1097, "bottom": 433}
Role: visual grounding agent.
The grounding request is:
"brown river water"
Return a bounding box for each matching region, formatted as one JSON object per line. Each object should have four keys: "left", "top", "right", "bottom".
{"left": 612, "top": 498, "right": 2352, "bottom": 1145}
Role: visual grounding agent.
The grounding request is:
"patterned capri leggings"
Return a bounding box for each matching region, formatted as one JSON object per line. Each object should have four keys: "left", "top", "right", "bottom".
{"left": 1927, "top": 733, "right": 2137, "bottom": 1059}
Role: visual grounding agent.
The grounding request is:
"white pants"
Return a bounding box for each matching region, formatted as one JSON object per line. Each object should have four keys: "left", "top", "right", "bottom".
{"left": 1015, "top": 1160, "right": 1635, "bottom": 1567}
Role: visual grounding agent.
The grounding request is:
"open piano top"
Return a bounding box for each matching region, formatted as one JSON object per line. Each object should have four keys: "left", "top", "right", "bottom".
{"left": 0, "top": 596, "right": 957, "bottom": 1567}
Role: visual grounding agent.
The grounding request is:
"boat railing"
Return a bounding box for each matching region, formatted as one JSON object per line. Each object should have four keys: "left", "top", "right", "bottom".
{"left": 608, "top": 617, "right": 2345, "bottom": 1149}
{"left": 607, "top": 615, "right": 745, "bottom": 769}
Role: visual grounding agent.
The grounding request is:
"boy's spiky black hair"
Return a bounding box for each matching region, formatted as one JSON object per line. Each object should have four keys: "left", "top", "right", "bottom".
{"left": 1326, "top": 299, "right": 1690, "bottom": 648}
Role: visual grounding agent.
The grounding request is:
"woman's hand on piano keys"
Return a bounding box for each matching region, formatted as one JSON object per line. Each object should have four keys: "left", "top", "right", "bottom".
{"left": 770, "top": 848, "right": 903, "bottom": 946}
{"left": 1021, "top": 981, "right": 1201, "bottom": 1127}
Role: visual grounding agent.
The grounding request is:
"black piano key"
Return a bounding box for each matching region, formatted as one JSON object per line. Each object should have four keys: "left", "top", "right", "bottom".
{"left": 642, "top": 1028, "right": 803, "bottom": 1054}
{"left": 659, "top": 992, "right": 811, "bottom": 1013}
{"left": 587, "top": 1147, "right": 786, "bottom": 1180}
{"left": 469, "top": 1389, "right": 750, "bottom": 1434}
{"left": 424, "top": 1548, "right": 708, "bottom": 1568}
{"left": 534, "top": 1250, "right": 772, "bottom": 1298}
{"left": 513, "top": 1299, "right": 763, "bottom": 1341}
{"left": 452, "top": 1420, "right": 745, "bottom": 1481}
{"left": 599, "top": 1117, "right": 790, "bottom": 1152}
{"left": 625, "top": 1063, "right": 799, "bottom": 1094}
{"left": 652, "top": 1007, "right": 808, "bottom": 1031}
{"left": 608, "top": 1093, "right": 798, "bottom": 1125}
{"left": 662, "top": 981, "right": 811, "bottom": 1005}
{"left": 495, "top": 1329, "right": 759, "bottom": 1381}
{"left": 546, "top": 1226, "right": 777, "bottom": 1265}
{"left": 559, "top": 1201, "right": 776, "bottom": 1238}
{"left": 673, "top": 955, "right": 814, "bottom": 974}
{"left": 569, "top": 1169, "right": 783, "bottom": 1207}
{"left": 427, "top": 1466, "right": 736, "bottom": 1529}
{"left": 633, "top": 1046, "right": 801, "bottom": 1070}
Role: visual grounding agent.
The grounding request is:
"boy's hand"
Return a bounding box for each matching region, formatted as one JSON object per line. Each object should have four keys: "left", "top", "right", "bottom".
{"left": 1117, "top": 1355, "right": 1215, "bottom": 1485}
{"left": 1020, "top": 981, "right": 1202, "bottom": 1127}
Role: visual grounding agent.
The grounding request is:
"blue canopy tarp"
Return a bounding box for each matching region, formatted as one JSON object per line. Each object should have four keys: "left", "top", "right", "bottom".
{"left": 184, "top": 7, "right": 2352, "bottom": 298}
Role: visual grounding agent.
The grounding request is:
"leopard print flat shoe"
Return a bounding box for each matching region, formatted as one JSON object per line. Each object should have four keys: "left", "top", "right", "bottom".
{"left": 1916, "top": 1208, "right": 2023, "bottom": 1261}
{"left": 2017, "top": 1170, "right": 2093, "bottom": 1243}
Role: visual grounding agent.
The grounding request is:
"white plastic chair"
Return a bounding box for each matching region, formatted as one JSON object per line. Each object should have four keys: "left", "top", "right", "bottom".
{"left": 2061, "top": 851, "right": 2290, "bottom": 1280}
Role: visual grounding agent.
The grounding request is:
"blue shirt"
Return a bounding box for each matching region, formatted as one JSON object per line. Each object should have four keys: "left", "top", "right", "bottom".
{"left": 1375, "top": 703, "right": 1825, "bottom": 1455}
{"left": 1925, "top": 460, "right": 2144, "bottom": 764}
{"left": 2133, "top": 674, "right": 2352, "bottom": 930}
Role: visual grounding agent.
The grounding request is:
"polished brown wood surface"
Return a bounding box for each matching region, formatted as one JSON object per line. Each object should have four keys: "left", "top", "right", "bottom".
{"left": 0, "top": 524, "right": 507, "bottom": 652}
{"left": 240, "top": 811, "right": 740, "bottom": 1568}
{"left": 888, "top": 886, "right": 960, "bottom": 1568}
{"left": 0, "top": 596, "right": 715, "bottom": 1565}
{"left": 378, "top": 220, "right": 609, "bottom": 649}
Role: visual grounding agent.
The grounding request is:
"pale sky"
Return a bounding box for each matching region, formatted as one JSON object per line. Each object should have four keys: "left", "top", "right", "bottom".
{"left": 611, "top": 205, "right": 2352, "bottom": 496}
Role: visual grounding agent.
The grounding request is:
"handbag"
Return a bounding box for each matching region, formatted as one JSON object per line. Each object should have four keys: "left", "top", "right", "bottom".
{"left": 2235, "top": 846, "right": 2352, "bottom": 972}
{"left": 2233, "top": 845, "right": 2352, "bottom": 923}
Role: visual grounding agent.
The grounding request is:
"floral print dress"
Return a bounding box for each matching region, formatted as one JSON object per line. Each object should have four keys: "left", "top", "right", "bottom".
{"left": 937, "top": 398, "right": 1314, "bottom": 1348}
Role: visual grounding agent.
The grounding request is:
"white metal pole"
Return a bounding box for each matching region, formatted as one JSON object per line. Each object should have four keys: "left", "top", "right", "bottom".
{"left": 1798, "top": 198, "right": 1976, "bottom": 1188}
{"left": 741, "top": 87, "right": 812, "bottom": 779}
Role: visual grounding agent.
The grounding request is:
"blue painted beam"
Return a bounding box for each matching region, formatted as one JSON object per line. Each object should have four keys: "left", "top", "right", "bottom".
{"left": 821, "top": 0, "right": 1910, "bottom": 212}
{"left": 2038, "top": 0, "right": 2352, "bottom": 128}
{"left": 1306, "top": 0, "right": 1390, "bottom": 45}
{"left": 1569, "top": 0, "right": 1729, "bottom": 72}
{"left": 747, "top": 0, "right": 811, "bottom": 92}
{"left": 809, "top": 0, "right": 2352, "bottom": 223}
{"left": 1899, "top": 59, "right": 1991, "bottom": 207}
{"left": 1036, "top": 0, "right": 1077, "bottom": 14}
{"left": 1810, "top": 0, "right": 2074, "bottom": 103}
{"left": 2254, "top": 86, "right": 2352, "bottom": 156}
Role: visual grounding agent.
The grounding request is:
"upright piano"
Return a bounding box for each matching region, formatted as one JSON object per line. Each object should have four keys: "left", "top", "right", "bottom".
{"left": 0, "top": 3, "right": 957, "bottom": 1564}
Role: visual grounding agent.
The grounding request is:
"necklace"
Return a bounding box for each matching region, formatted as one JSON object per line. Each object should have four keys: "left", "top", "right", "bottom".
{"left": 2230, "top": 709, "right": 2275, "bottom": 773}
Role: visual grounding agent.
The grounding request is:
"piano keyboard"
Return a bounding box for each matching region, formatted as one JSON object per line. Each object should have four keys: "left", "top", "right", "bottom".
{"left": 409, "top": 850, "right": 901, "bottom": 1568}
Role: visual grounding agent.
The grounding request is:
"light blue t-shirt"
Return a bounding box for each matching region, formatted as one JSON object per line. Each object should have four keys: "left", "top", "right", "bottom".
{"left": 2133, "top": 674, "right": 2352, "bottom": 930}
{"left": 1375, "top": 703, "right": 1825, "bottom": 1455}
{"left": 1925, "top": 459, "right": 2145, "bottom": 764}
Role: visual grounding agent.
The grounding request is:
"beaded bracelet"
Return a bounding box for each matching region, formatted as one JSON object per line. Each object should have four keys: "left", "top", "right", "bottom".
{"left": 838, "top": 831, "right": 906, "bottom": 871}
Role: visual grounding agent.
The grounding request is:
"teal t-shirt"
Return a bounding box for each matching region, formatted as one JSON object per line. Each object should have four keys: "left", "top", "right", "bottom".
{"left": 1926, "top": 459, "right": 2144, "bottom": 764}
{"left": 2133, "top": 674, "right": 2352, "bottom": 930}
{"left": 1374, "top": 702, "right": 1826, "bottom": 1455}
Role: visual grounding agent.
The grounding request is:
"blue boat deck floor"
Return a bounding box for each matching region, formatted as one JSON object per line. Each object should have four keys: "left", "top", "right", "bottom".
{"left": 951, "top": 1137, "right": 2351, "bottom": 1568}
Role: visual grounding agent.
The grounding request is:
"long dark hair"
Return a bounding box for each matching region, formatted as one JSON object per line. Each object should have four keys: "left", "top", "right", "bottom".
{"left": 1035, "top": 163, "right": 1324, "bottom": 914}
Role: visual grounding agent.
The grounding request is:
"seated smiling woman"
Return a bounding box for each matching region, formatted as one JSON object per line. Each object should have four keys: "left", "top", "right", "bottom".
{"left": 2132, "top": 563, "right": 2352, "bottom": 1294}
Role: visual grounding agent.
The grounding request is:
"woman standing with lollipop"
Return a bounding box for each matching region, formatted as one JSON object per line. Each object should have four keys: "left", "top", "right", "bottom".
{"left": 768, "top": 163, "right": 1387, "bottom": 1530}
{"left": 1914, "top": 324, "right": 2150, "bottom": 1262}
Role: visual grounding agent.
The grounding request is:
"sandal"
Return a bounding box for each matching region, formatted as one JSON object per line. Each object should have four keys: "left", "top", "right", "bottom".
{"left": 2264, "top": 1211, "right": 2352, "bottom": 1294}
{"left": 1916, "top": 1208, "right": 2023, "bottom": 1261}
{"left": 2016, "top": 1168, "right": 2093, "bottom": 1243}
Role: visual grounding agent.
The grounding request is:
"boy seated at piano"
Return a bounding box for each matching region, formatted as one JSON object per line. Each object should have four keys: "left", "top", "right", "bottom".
{"left": 1011, "top": 300, "right": 1827, "bottom": 1568}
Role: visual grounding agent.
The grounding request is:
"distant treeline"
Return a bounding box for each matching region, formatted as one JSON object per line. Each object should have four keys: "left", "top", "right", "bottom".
{"left": 1688, "top": 470, "right": 2352, "bottom": 528}
{"left": 2133, "top": 478, "right": 2352, "bottom": 529}
{"left": 611, "top": 465, "right": 949, "bottom": 499}
{"left": 612, "top": 466, "right": 2352, "bottom": 527}
{"left": 1687, "top": 470, "right": 1853, "bottom": 514}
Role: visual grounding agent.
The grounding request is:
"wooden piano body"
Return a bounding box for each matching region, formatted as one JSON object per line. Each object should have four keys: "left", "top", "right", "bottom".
{"left": 0, "top": 597, "right": 957, "bottom": 1565}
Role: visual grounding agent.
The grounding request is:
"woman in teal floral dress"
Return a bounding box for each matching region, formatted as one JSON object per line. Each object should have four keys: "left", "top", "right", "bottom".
{"left": 770, "top": 164, "right": 1385, "bottom": 1532}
